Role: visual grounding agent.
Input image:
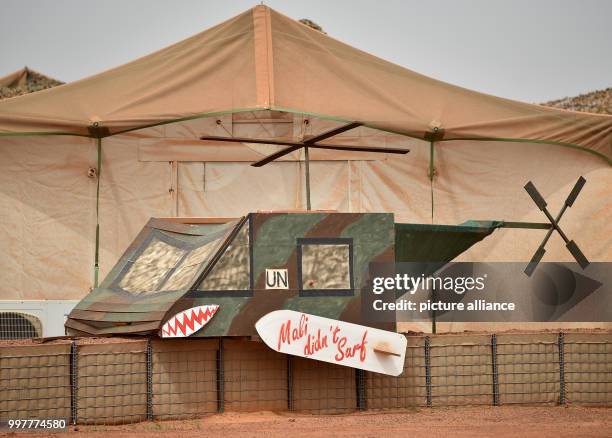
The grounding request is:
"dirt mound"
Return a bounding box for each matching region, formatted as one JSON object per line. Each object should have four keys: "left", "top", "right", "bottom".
{"left": 541, "top": 88, "right": 612, "bottom": 115}
{"left": 0, "top": 67, "right": 64, "bottom": 100}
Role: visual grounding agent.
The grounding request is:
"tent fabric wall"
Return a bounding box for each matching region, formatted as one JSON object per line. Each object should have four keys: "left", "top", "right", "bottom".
{"left": 98, "top": 135, "right": 175, "bottom": 282}
{"left": 0, "top": 132, "right": 610, "bottom": 310}
{"left": 176, "top": 161, "right": 349, "bottom": 217}
{"left": 435, "top": 141, "right": 611, "bottom": 262}
{"left": 0, "top": 136, "right": 95, "bottom": 299}
{"left": 0, "top": 134, "right": 174, "bottom": 300}
{"left": 177, "top": 161, "right": 302, "bottom": 216}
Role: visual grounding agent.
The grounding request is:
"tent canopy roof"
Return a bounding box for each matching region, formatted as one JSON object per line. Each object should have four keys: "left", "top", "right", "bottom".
{"left": 0, "top": 6, "right": 609, "bottom": 162}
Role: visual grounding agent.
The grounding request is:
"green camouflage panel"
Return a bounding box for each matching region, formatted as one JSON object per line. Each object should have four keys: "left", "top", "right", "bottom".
{"left": 66, "top": 213, "right": 500, "bottom": 337}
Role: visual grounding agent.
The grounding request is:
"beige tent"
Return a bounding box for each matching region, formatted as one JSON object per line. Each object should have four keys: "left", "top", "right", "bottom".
{"left": 0, "top": 6, "right": 610, "bottom": 331}
{"left": 0, "top": 67, "right": 64, "bottom": 100}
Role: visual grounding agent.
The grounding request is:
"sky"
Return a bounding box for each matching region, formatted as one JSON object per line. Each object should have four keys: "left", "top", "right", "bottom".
{"left": 0, "top": 0, "right": 610, "bottom": 103}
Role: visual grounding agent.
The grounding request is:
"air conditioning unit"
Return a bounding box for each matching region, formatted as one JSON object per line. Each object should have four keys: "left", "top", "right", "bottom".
{"left": 0, "top": 300, "right": 79, "bottom": 339}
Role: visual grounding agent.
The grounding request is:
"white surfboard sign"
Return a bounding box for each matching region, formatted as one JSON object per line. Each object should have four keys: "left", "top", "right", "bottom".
{"left": 161, "top": 305, "right": 219, "bottom": 338}
{"left": 255, "top": 310, "right": 407, "bottom": 376}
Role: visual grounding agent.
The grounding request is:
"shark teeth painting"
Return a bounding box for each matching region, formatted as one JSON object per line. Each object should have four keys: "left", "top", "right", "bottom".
{"left": 161, "top": 305, "right": 219, "bottom": 338}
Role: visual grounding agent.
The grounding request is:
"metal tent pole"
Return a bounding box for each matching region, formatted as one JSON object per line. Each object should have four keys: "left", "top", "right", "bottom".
{"left": 87, "top": 122, "right": 110, "bottom": 289}
{"left": 94, "top": 137, "right": 102, "bottom": 288}
{"left": 429, "top": 140, "right": 435, "bottom": 223}
{"left": 304, "top": 145, "right": 311, "bottom": 211}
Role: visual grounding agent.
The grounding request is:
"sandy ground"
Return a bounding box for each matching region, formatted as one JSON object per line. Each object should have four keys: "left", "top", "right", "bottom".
{"left": 3, "top": 406, "right": 611, "bottom": 438}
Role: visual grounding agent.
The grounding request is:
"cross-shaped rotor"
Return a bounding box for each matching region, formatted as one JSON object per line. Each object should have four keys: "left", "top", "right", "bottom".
{"left": 523, "top": 176, "right": 589, "bottom": 276}
{"left": 200, "top": 122, "right": 410, "bottom": 167}
{"left": 200, "top": 122, "right": 410, "bottom": 210}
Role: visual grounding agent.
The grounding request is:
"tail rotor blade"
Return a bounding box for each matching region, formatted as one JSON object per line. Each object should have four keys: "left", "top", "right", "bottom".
{"left": 524, "top": 247, "right": 546, "bottom": 276}
{"left": 524, "top": 181, "right": 548, "bottom": 211}
{"left": 566, "top": 240, "right": 590, "bottom": 269}
{"left": 565, "top": 176, "right": 586, "bottom": 208}
{"left": 523, "top": 178, "right": 589, "bottom": 275}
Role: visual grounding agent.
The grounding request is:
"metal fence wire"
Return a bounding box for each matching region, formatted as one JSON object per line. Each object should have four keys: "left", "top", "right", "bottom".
{"left": 0, "top": 332, "right": 610, "bottom": 425}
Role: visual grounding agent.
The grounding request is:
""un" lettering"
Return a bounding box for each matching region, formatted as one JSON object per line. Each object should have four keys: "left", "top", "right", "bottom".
{"left": 265, "top": 269, "right": 289, "bottom": 289}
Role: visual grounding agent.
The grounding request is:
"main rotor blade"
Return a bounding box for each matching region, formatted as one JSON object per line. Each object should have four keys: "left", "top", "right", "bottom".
{"left": 201, "top": 133, "right": 409, "bottom": 167}
{"left": 250, "top": 143, "right": 411, "bottom": 167}
{"left": 251, "top": 144, "right": 303, "bottom": 167}
{"left": 201, "top": 135, "right": 402, "bottom": 155}
{"left": 303, "top": 122, "right": 362, "bottom": 144}
{"left": 200, "top": 136, "right": 301, "bottom": 147}
{"left": 309, "top": 144, "right": 410, "bottom": 154}
{"left": 565, "top": 176, "right": 586, "bottom": 208}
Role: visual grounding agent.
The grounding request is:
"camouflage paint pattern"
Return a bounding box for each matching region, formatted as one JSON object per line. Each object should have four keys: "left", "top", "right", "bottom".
{"left": 66, "top": 213, "right": 499, "bottom": 337}
{"left": 66, "top": 212, "right": 395, "bottom": 336}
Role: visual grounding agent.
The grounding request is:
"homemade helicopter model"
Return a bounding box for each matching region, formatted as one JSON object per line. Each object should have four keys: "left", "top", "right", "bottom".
{"left": 66, "top": 122, "right": 590, "bottom": 339}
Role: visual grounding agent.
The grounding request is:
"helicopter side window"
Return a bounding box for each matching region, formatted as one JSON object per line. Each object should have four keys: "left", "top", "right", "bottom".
{"left": 197, "top": 219, "right": 251, "bottom": 294}
{"left": 297, "top": 238, "right": 354, "bottom": 296}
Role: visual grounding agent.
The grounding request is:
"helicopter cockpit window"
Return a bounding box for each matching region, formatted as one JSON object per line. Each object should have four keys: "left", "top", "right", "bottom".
{"left": 198, "top": 220, "right": 250, "bottom": 292}
{"left": 118, "top": 238, "right": 187, "bottom": 294}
